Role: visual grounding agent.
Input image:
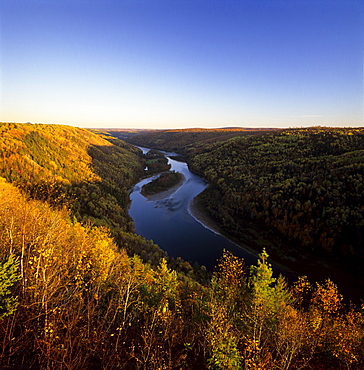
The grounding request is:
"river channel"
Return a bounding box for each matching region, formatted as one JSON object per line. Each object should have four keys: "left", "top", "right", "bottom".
{"left": 129, "top": 147, "right": 259, "bottom": 270}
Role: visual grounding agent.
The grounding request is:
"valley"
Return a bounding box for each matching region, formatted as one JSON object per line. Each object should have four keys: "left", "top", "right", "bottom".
{"left": 0, "top": 122, "right": 363, "bottom": 369}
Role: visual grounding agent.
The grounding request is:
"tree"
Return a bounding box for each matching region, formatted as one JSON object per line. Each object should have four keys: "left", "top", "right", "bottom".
{"left": 244, "top": 249, "right": 291, "bottom": 369}
{"left": 0, "top": 254, "right": 20, "bottom": 320}
{"left": 206, "top": 251, "right": 246, "bottom": 369}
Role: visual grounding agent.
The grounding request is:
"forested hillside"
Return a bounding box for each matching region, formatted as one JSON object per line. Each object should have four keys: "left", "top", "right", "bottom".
{"left": 0, "top": 122, "right": 142, "bottom": 230}
{"left": 1, "top": 123, "right": 364, "bottom": 369}
{"left": 188, "top": 128, "right": 364, "bottom": 268}
{"left": 0, "top": 122, "right": 170, "bottom": 264}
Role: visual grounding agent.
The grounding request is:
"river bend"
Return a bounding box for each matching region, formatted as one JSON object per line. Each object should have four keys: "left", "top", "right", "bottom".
{"left": 129, "top": 147, "right": 258, "bottom": 270}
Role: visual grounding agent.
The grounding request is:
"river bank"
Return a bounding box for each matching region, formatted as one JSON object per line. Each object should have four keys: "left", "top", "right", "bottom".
{"left": 188, "top": 193, "right": 296, "bottom": 276}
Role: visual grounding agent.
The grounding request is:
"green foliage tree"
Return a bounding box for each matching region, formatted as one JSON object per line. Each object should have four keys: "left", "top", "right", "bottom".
{"left": 0, "top": 254, "right": 20, "bottom": 319}
{"left": 206, "top": 251, "right": 245, "bottom": 370}
{"left": 244, "top": 249, "right": 292, "bottom": 368}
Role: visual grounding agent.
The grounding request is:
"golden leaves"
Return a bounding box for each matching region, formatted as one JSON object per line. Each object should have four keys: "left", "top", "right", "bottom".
{"left": 311, "top": 279, "right": 343, "bottom": 314}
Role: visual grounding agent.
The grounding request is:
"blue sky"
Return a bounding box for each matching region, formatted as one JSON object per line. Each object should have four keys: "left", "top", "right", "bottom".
{"left": 0, "top": 0, "right": 363, "bottom": 129}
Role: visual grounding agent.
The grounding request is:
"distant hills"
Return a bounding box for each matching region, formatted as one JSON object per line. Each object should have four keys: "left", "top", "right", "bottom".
{"left": 121, "top": 127, "right": 279, "bottom": 155}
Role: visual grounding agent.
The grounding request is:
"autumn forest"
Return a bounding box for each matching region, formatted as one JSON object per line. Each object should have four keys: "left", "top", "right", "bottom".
{"left": 1, "top": 122, "right": 364, "bottom": 369}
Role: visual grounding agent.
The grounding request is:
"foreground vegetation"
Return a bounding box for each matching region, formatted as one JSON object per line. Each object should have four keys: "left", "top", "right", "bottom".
{"left": 0, "top": 123, "right": 364, "bottom": 369}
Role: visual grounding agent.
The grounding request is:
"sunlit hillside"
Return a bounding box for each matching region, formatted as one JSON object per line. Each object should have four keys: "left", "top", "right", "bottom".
{"left": 1, "top": 122, "right": 108, "bottom": 184}
{"left": 0, "top": 122, "right": 144, "bottom": 230}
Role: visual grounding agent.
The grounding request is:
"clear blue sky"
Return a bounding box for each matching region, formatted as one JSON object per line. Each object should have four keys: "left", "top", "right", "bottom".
{"left": 0, "top": 0, "right": 363, "bottom": 129}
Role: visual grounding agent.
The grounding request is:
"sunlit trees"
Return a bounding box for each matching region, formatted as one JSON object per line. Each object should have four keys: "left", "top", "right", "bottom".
{"left": 206, "top": 251, "right": 245, "bottom": 369}
{"left": 203, "top": 248, "right": 364, "bottom": 370}
{"left": 0, "top": 178, "right": 124, "bottom": 367}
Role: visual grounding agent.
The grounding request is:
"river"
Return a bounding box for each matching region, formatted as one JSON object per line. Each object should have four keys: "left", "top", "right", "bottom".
{"left": 129, "top": 147, "right": 261, "bottom": 270}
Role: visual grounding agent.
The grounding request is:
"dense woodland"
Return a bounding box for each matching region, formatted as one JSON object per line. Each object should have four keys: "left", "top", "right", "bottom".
{"left": 0, "top": 122, "right": 364, "bottom": 369}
